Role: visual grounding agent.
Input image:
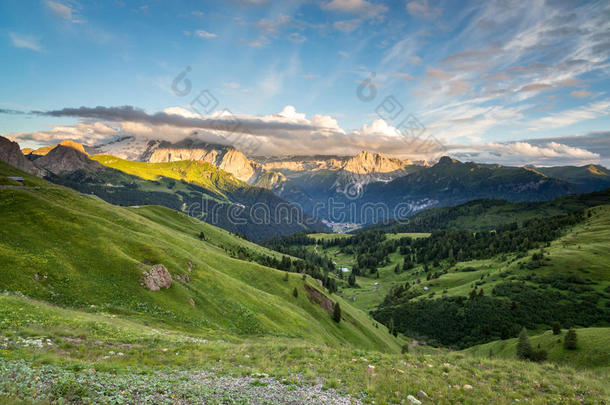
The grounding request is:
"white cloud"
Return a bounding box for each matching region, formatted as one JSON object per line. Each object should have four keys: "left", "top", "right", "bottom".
{"left": 254, "top": 15, "right": 290, "bottom": 35}
{"left": 287, "top": 32, "right": 306, "bottom": 43}
{"left": 406, "top": 0, "right": 442, "bottom": 18}
{"left": 354, "top": 119, "right": 401, "bottom": 138}
{"left": 322, "top": 0, "right": 387, "bottom": 19}
{"left": 334, "top": 19, "right": 361, "bottom": 32}
{"left": 9, "top": 33, "right": 43, "bottom": 52}
{"left": 448, "top": 138, "right": 603, "bottom": 166}
{"left": 486, "top": 141, "right": 598, "bottom": 159}
{"left": 195, "top": 30, "right": 218, "bottom": 39}
{"left": 528, "top": 100, "right": 610, "bottom": 130}
{"left": 571, "top": 90, "right": 592, "bottom": 98}
{"left": 7, "top": 103, "right": 605, "bottom": 166}
{"left": 44, "top": 0, "right": 83, "bottom": 23}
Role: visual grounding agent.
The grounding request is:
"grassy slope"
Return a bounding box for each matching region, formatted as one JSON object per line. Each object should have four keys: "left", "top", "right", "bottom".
{"left": 463, "top": 327, "right": 610, "bottom": 371}
{"left": 92, "top": 155, "right": 243, "bottom": 200}
{"left": 361, "top": 188, "right": 610, "bottom": 234}
{"left": 0, "top": 161, "right": 399, "bottom": 352}
{"left": 1, "top": 162, "right": 609, "bottom": 403}
{"left": 1, "top": 293, "right": 608, "bottom": 404}
{"left": 306, "top": 206, "right": 610, "bottom": 315}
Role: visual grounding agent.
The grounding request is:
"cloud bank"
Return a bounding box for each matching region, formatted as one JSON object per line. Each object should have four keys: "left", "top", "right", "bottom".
{"left": 4, "top": 104, "right": 605, "bottom": 167}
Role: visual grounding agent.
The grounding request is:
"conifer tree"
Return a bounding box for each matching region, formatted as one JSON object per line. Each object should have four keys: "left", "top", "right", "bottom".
{"left": 332, "top": 302, "right": 341, "bottom": 323}
{"left": 564, "top": 328, "right": 578, "bottom": 350}
{"left": 517, "top": 327, "right": 532, "bottom": 360}
{"left": 552, "top": 321, "right": 561, "bottom": 335}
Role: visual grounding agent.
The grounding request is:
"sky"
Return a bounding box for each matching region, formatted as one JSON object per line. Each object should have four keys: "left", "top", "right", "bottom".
{"left": 1, "top": 0, "right": 609, "bottom": 166}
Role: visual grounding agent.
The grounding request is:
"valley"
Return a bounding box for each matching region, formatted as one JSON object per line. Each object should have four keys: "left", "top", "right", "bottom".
{"left": 1, "top": 135, "right": 610, "bottom": 403}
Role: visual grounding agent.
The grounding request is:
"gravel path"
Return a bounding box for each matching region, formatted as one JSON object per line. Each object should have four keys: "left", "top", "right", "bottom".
{"left": 0, "top": 360, "right": 361, "bottom": 404}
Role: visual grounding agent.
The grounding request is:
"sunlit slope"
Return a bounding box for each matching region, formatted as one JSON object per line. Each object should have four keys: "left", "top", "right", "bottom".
{"left": 463, "top": 327, "right": 610, "bottom": 370}
{"left": 0, "top": 161, "right": 399, "bottom": 352}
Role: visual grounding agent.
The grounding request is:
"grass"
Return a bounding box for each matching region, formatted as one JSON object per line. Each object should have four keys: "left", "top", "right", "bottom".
{"left": 463, "top": 327, "right": 610, "bottom": 371}
{"left": 307, "top": 207, "right": 610, "bottom": 314}
{"left": 92, "top": 155, "right": 244, "bottom": 200}
{"left": 0, "top": 160, "right": 399, "bottom": 352}
{"left": 1, "top": 161, "right": 609, "bottom": 403}
{"left": 1, "top": 294, "right": 608, "bottom": 404}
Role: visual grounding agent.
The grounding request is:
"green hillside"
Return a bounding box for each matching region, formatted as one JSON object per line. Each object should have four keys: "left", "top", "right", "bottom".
{"left": 463, "top": 327, "right": 610, "bottom": 371}
{"left": 361, "top": 187, "right": 610, "bottom": 234}
{"left": 1, "top": 161, "right": 609, "bottom": 403}
{"left": 0, "top": 160, "right": 397, "bottom": 351}
{"left": 270, "top": 205, "right": 610, "bottom": 350}
{"left": 49, "top": 155, "right": 328, "bottom": 241}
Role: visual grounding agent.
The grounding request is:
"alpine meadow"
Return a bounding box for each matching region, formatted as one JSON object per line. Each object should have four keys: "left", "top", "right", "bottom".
{"left": 1, "top": 0, "right": 610, "bottom": 404}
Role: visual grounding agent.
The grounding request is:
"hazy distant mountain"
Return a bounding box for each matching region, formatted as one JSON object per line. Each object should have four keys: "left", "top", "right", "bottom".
{"left": 535, "top": 165, "right": 610, "bottom": 193}
{"left": 38, "top": 136, "right": 610, "bottom": 228}
{"left": 13, "top": 138, "right": 328, "bottom": 240}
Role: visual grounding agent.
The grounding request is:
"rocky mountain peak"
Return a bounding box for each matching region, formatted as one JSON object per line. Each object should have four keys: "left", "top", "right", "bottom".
{"left": 434, "top": 156, "right": 462, "bottom": 166}
{"left": 34, "top": 143, "right": 103, "bottom": 175}
{"left": 0, "top": 136, "right": 44, "bottom": 176}
{"left": 58, "top": 140, "right": 87, "bottom": 154}
{"left": 140, "top": 138, "right": 262, "bottom": 183}
{"left": 343, "top": 150, "right": 411, "bottom": 174}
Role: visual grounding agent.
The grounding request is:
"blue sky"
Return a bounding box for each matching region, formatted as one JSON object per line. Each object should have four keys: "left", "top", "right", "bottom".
{"left": 1, "top": 0, "right": 609, "bottom": 165}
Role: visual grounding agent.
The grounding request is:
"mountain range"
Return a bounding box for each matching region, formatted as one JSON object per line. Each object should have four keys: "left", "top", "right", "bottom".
{"left": 3, "top": 134, "right": 610, "bottom": 236}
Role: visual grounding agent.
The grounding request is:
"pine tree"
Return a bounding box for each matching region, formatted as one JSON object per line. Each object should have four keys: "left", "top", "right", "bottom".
{"left": 283, "top": 272, "right": 289, "bottom": 281}
{"left": 332, "top": 302, "right": 341, "bottom": 323}
{"left": 517, "top": 327, "right": 532, "bottom": 360}
{"left": 394, "top": 263, "right": 401, "bottom": 274}
{"left": 348, "top": 273, "right": 356, "bottom": 287}
{"left": 552, "top": 321, "right": 561, "bottom": 335}
{"left": 199, "top": 231, "right": 206, "bottom": 241}
{"left": 564, "top": 328, "right": 578, "bottom": 350}
{"left": 292, "top": 287, "right": 298, "bottom": 298}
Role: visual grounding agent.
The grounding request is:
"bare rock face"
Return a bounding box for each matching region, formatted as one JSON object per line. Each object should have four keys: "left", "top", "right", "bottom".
{"left": 140, "top": 264, "right": 172, "bottom": 291}
{"left": 0, "top": 136, "right": 44, "bottom": 176}
{"left": 343, "top": 150, "right": 411, "bottom": 174}
{"left": 141, "top": 139, "right": 263, "bottom": 183}
{"left": 34, "top": 142, "right": 104, "bottom": 175}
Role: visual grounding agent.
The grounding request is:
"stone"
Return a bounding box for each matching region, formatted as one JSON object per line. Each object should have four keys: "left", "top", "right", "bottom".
{"left": 140, "top": 264, "right": 172, "bottom": 291}
{"left": 417, "top": 390, "right": 429, "bottom": 400}
{"left": 463, "top": 384, "right": 473, "bottom": 390}
{"left": 407, "top": 394, "right": 422, "bottom": 405}
{"left": 366, "top": 365, "right": 375, "bottom": 376}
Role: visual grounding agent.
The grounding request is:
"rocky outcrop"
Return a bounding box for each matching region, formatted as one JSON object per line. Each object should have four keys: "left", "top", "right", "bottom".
{"left": 260, "top": 156, "right": 346, "bottom": 172}
{"left": 140, "top": 264, "right": 172, "bottom": 291}
{"left": 259, "top": 152, "right": 412, "bottom": 174}
{"left": 343, "top": 151, "right": 412, "bottom": 174}
{"left": 34, "top": 142, "right": 104, "bottom": 175}
{"left": 141, "top": 139, "right": 263, "bottom": 183}
{"left": 0, "top": 136, "right": 44, "bottom": 176}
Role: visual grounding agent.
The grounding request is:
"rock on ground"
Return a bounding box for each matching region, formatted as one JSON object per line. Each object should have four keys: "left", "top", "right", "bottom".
{"left": 140, "top": 264, "right": 172, "bottom": 291}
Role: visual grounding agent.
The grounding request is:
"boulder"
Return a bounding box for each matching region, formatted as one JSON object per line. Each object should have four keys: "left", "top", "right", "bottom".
{"left": 140, "top": 264, "right": 172, "bottom": 291}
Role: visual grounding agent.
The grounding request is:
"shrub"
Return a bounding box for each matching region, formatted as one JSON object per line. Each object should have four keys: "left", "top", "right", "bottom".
{"left": 529, "top": 349, "right": 548, "bottom": 362}
{"left": 564, "top": 328, "right": 578, "bottom": 350}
